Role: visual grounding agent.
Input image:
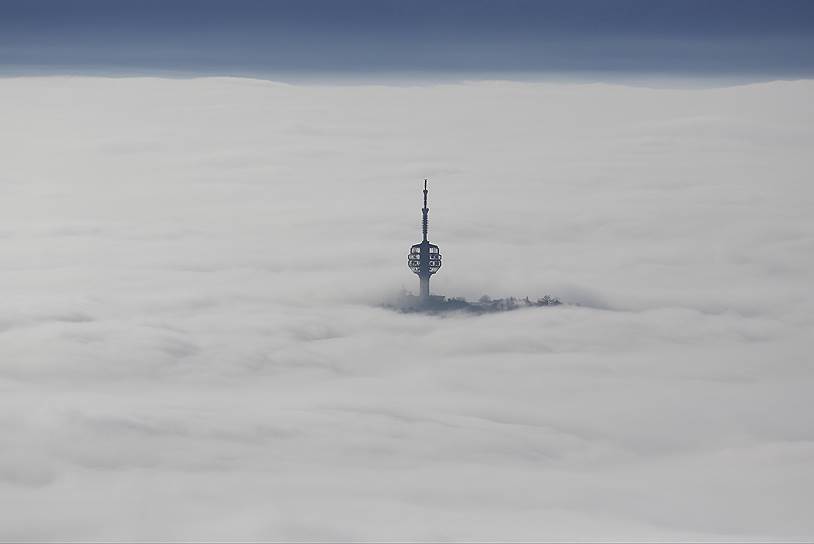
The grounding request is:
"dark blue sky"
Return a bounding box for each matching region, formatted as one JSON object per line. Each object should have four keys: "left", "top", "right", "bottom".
{"left": 2, "top": 0, "right": 813, "bottom": 81}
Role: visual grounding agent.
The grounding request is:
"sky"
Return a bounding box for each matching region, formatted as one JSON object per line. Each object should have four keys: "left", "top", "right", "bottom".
{"left": 2, "top": 1, "right": 814, "bottom": 541}
{"left": 1, "top": 0, "right": 814, "bottom": 81}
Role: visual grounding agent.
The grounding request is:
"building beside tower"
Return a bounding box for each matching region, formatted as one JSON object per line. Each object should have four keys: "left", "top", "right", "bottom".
{"left": 407, "top": 179, "right": 442, "bottom": 302}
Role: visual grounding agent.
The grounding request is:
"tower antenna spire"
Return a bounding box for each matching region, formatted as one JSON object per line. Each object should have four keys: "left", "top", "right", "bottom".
{"left": 422, "top": 179, "right": 429, "bottom": 242}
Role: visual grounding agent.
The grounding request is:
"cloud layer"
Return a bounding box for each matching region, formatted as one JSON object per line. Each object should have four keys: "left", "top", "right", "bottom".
{"left": 0, "top": 77, "right": 812, "bottom": 540}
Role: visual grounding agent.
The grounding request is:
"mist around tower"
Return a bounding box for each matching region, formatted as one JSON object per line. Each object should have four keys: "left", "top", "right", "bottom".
{"left": 386, "top": 179, "right": 562, "bottom": 315}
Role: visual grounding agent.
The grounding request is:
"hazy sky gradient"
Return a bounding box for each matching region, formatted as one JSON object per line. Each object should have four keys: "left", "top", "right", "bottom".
{"left": 2, "top": 0, "right": 814, "bottom": 81}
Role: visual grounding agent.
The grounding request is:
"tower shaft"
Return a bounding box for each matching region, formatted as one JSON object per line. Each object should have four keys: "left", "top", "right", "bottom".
{"left": 420, "top": 275, "right": 430, "bottom": 299}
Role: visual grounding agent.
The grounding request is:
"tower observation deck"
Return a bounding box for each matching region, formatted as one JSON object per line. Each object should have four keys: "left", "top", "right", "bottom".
{"left": 407, "top": 179, "right": 442, "bottom": 301}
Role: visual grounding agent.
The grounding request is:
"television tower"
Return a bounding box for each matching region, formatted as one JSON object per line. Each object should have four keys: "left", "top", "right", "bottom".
{"left": 407, "top": 179, "right": 442, "bottom": 301}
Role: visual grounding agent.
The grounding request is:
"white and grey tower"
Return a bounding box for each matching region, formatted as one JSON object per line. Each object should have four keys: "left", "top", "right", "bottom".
{"left": 407, "top": 179, "right": 442, "bottom": 301}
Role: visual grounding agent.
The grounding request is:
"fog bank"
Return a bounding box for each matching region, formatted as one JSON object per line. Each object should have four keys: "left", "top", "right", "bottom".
{"left": 0, "top": 77, "right": 812, "bottom": 540}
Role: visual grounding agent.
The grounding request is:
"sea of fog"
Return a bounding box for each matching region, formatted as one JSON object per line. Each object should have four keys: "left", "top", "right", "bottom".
{"left": 0, "top": 77, "right": 812, "bottom": 540}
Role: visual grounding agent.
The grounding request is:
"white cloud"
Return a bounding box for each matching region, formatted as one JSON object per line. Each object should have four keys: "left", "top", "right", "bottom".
{"left": 0, "top": 77, "right": 812, "bottom": 540}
